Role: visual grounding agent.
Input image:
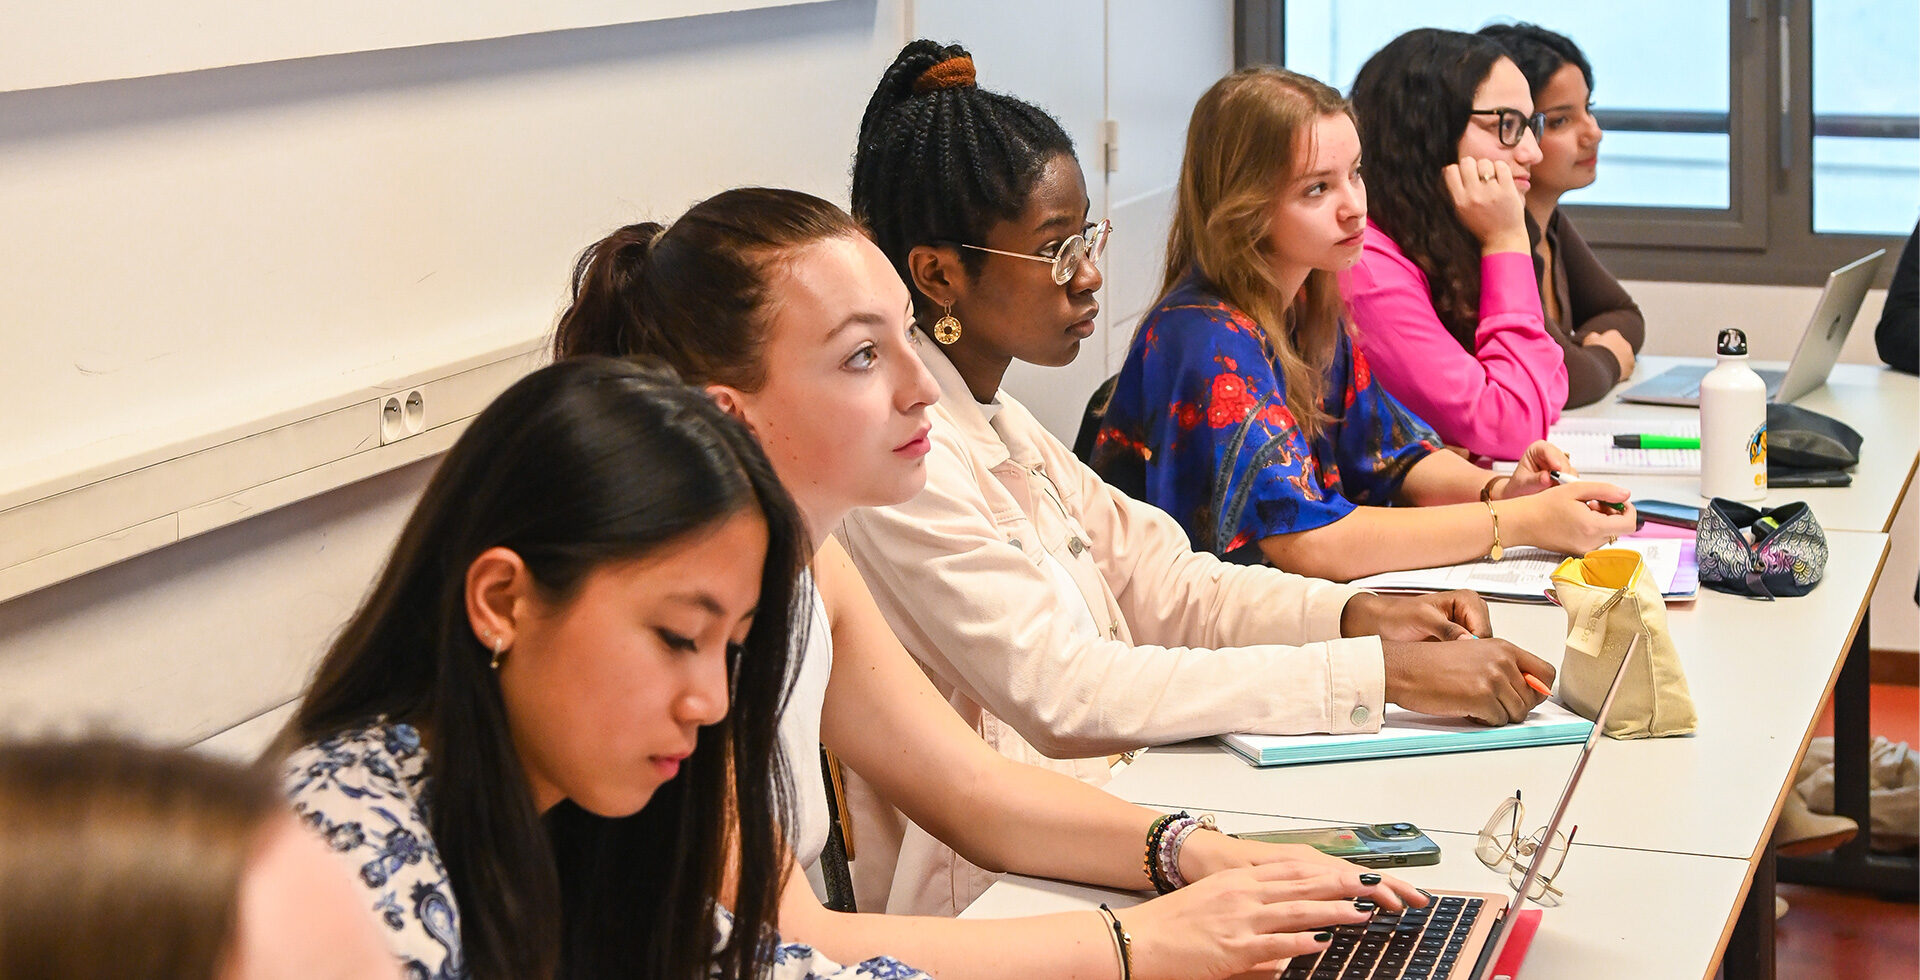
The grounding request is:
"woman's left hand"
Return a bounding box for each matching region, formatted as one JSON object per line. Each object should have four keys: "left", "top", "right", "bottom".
{"left": 1176, "top": 828, "right": 1426, "bottom": 912}
{"left": 1502, "top": 440, "right": 1573, "bottom": 498}
{"left": 1341, "top": 590, "right": 1492, "bottom": 642}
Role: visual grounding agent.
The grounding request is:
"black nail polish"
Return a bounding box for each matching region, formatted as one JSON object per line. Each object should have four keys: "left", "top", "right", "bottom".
{"left": 1354, "top": 898, "right": 1376, "bottom": 911}
{"left": 1314, "top": 932, "right": 1333, "bottom": 943}
{"left": 1417, "top": 888, "right": 1436, "bottom": 903}
{"left": 1359, "top": 872, "right": 1382, "bottom": 886}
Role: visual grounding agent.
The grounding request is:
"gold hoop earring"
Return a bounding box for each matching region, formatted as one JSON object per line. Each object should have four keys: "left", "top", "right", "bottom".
{"left": 489, "top": 634, "right": 508, "bottom": 671}
{"left": 932, "top": 303, "right": 962, "bottom": 345}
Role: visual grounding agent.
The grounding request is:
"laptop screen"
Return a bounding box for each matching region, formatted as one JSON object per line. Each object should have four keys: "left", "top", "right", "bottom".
{"left": 1475, "top": 634, "right": 1641, "bottom": 975}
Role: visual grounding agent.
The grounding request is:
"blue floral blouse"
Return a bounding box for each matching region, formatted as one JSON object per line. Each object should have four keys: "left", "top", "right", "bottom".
{"left": 1091, "top": 279, "right": 1442, "bottom": 563}
{"left": 280, "top": 722, "right": 930, "bottom": 980}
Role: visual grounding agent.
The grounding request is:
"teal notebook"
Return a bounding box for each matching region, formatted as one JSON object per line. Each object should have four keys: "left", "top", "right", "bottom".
{"left": 1219, "top": 699, "right": 1594, "bottom": 767}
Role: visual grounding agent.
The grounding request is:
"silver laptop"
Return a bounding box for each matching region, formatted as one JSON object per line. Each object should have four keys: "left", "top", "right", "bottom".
{"left": 1278, "top": 637, "right": 1641, "bottom": 980}
{"left": 1617, "top": 249, "right": 1886, "bottom": 407}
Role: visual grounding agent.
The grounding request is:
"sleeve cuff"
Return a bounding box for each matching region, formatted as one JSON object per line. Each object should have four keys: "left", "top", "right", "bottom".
{"left": 1325, "top": 635, "right": 1386, "bottom": 733}
{"left": 1478, "top": 252, "right": 1545, "bottom": 319}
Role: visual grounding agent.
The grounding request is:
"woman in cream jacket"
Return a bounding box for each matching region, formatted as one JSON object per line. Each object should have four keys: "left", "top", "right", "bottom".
{"left": 842, "top": 40, "right": 1558, "bottom": 915}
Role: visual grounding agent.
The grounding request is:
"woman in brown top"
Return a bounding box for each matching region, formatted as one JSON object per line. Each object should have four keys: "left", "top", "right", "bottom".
{"left": 1480, "top": 23, "right": 1645, "bottom": 407}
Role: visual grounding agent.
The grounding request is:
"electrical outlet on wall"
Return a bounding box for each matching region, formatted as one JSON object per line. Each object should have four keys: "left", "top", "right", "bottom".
{"left": 403, "top": 389, "right": 425, "bottom": 436}
{"left": 376, "top": 389, "right": 429, "bottom": 444}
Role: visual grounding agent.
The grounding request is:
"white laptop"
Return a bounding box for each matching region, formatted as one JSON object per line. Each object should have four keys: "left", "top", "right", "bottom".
{"left": 1276, "top": 638, "right": 1641, "bottom": 980}
{"left": 1617, "top": 249, "right": 1886, "bottom": 407}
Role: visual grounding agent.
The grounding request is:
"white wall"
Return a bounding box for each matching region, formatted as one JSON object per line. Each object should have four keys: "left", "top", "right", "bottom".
{"left": 0, "top": 0, "right": 1241, "bottom": 757}
{"left": 1627, "top": 280, "right": 1917, "bottom": 653}
{"left": 0, "top": 0, "right": 914, "bottom": 757}
{"left": 915, "top": 0, "right": 1235, "bottom": 440}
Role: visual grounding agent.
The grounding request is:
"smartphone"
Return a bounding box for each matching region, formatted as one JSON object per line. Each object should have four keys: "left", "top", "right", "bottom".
{"left": 1230, "top": 822, "right": 1441, "bottom": 868}
{"left": 1634, "top": 499, "right": 1702, "bottom": 530}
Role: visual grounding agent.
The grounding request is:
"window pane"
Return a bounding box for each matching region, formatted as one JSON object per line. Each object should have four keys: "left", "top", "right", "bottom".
{"left": 1811, "top": 0, "right": 1920, "bottom": 235}
{"left": 1283, "top": 1, "right": 1731, "bottom": 210}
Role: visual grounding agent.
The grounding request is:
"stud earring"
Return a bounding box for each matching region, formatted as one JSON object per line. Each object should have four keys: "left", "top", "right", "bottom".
{"left": 489, "top": 634, "right": 508, "bottom": 671}
{"left": 932, "top": 303, "right": 962, "bottom": 345}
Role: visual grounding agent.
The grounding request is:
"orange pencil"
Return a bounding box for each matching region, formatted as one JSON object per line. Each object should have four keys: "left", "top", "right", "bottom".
{"left": 1522, "top": 673, "right": 1554, "bottom": 698}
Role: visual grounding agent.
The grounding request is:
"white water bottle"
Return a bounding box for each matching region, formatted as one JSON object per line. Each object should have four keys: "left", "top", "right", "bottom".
{"left": 1699, "top": 327, "right": 1767, "bottom": 501}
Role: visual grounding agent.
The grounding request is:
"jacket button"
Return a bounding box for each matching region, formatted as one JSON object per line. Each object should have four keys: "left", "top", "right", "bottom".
{"left": 1068, "top": 537, "right": 1087, "bottom": 556}
{"left": 1350, "top": 705, "right": 1370, "bottom": 727}
{"left": 1007, "top": 538, "right": 1022, "bottom": 550}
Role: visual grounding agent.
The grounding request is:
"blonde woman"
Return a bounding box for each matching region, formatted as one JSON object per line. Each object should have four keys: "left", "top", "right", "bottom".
{"left": 1089, "top": 67, "right": 1635, "bottom": 583}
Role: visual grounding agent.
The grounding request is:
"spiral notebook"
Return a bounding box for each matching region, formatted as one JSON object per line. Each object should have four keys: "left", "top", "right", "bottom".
{"left": 1219, "top": 699, "right": 1594, "bottom": 767}
{"left": 1531, "top": 417, "right": 1701, "bottom": 475}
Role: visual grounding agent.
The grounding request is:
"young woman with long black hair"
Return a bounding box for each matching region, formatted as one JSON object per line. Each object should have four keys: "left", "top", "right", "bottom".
{"left": 272, "top": 357, "right": 930, "bottom": 979}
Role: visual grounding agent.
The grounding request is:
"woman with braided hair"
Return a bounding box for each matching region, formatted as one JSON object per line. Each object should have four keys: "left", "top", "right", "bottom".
{"left": 840, "top": 39, "right": 1559, "bottom": 917}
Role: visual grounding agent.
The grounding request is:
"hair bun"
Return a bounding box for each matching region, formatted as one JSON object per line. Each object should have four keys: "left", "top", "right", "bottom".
{"left": 913, "top": 55, "right": 976, "bottom": 93}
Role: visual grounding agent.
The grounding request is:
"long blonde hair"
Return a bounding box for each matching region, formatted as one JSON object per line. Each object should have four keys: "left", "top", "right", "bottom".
{"left": 1163, "top": 67, "right": 1354, "bottom": 439}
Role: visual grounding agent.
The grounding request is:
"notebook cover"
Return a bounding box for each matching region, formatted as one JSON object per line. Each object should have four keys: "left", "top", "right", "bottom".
{"left": 1487, "top": 908, "right": 1542, "bottom": 978}
{"left": 1218, "top": 702, "right": 1594, "bottom": 767}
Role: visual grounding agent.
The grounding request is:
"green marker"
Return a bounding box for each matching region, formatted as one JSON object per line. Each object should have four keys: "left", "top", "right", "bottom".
{"left": 1612, "top": 434, "right": 1701, "bottom": 450}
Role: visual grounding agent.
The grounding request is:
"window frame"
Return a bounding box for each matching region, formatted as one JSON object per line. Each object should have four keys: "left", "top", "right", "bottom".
{"left": 1239, "top": 0, "right": 1910, "bottom": 288}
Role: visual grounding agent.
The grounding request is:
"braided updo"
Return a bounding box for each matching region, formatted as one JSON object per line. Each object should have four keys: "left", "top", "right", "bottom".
{"left": 852, "top": 39, "right": 1077, "bottom": 308}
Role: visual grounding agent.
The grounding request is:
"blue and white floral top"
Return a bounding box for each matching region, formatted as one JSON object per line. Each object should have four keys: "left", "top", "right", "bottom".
{"left": 281, "top": 722, "right": 930, "bottom": 980}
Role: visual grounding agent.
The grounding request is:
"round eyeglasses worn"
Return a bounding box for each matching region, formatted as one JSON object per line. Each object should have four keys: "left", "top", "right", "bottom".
{"left": 959, "top": 219, "right": 1112, "bottom": 286}
{"left": 1475, "top": 793, "right": 1572, "bottom": 906}
{"left": 1468, "top": 108, "right": 1548, "bottom": 148}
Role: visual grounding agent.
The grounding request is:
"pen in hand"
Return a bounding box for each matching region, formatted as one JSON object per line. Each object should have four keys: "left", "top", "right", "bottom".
{"left": 1549, "top": 470, "right": 1628, "bottom": 514}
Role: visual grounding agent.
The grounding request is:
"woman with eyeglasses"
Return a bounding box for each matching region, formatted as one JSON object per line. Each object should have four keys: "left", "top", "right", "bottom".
{"left": 1087, "top": 67, "right": 1635, "bottom": 583}
{"left": 1478, "top": 22, "right": 1644, "bottom": 408}
{"left": 1339, "top": 28, "right": 1566, "bottom": 460}
{"left": 841, "top": 39, "right": 1570, "bottom": 917}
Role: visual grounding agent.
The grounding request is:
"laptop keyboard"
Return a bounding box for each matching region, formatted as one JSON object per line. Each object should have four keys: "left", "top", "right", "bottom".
{"left": 1278, "top": 895, "right": 1483, "bottom": 980}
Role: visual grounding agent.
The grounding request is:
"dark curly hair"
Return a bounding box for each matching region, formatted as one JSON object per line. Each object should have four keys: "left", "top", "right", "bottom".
{"left": 1350, "top": 28, "right": 1512, "bottom": 350}
{"left": 851, "top": 39, "right": 1076, "bottom": 314}
{"left": 1477, "top": 22, "right": 1594, "bottom": 96}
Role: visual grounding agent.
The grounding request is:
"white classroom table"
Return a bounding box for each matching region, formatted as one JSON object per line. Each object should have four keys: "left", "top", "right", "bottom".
{"left": 960, "top": 355, "right": 1914, "bottom": 979}
{"left": 962, "top": 812, "right": 1751, "bottom": 980}
{"left": 1101, "top": 529, "right": 1889, "bottom": 863}
{"left": 1567, "top": 356, "right": 1918, "bottom": 534}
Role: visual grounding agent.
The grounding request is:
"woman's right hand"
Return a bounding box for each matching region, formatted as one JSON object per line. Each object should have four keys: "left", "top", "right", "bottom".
{"left": 1510, "top": 481, "right": 1637, "bottom": 554}
{"left": 1442, "top": 155, "right": 1530, "bottom": 255}
{"left": 1121, "top": 864, "right": 1419, "bottom": 980}
{"left": 1583, "top": 329, "right": 1637, "bottom": 380}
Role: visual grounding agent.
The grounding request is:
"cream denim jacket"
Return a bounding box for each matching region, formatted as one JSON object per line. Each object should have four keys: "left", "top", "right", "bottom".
{"left": 835, "top": 342, "right": 1386, "bottom": 916}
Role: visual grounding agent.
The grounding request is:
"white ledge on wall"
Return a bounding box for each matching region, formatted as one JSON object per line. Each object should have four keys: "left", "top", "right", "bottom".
{"left": 0, "top": 329, "right": 549, "bottom": 604}
{"left": 0, "top": 1, "right": 814, "bottom": 94}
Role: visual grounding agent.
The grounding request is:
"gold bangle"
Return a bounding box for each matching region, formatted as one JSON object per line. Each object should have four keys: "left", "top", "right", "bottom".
{"left": 1479, "top": 475, "right": 1510, "bottom": 503}
{"left": 1485, "top": 500, "right": 1504, "bottom": 561}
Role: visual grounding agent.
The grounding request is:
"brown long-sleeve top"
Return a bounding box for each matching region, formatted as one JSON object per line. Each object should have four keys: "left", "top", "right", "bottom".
{"left": 1530, "top": 209, "right": 1646, "bottom": 407}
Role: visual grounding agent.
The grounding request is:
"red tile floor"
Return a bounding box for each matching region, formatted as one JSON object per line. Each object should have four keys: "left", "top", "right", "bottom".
{"left": 1770, "top": 682, "right": 1918, "bottom": 978}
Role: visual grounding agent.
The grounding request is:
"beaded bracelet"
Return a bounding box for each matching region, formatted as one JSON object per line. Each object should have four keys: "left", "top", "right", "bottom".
{"left": 1161, "top": 814, "right": 1215, "bottom": 890}
{"left": 1155, "top": 818, "right": 1187, "bottom": 888}
{"left": 1142, "top": 811, "right": 1184, "bottom": 892}
{"left": 1096, "top": 903, "right": 1133, "bottom": 980}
